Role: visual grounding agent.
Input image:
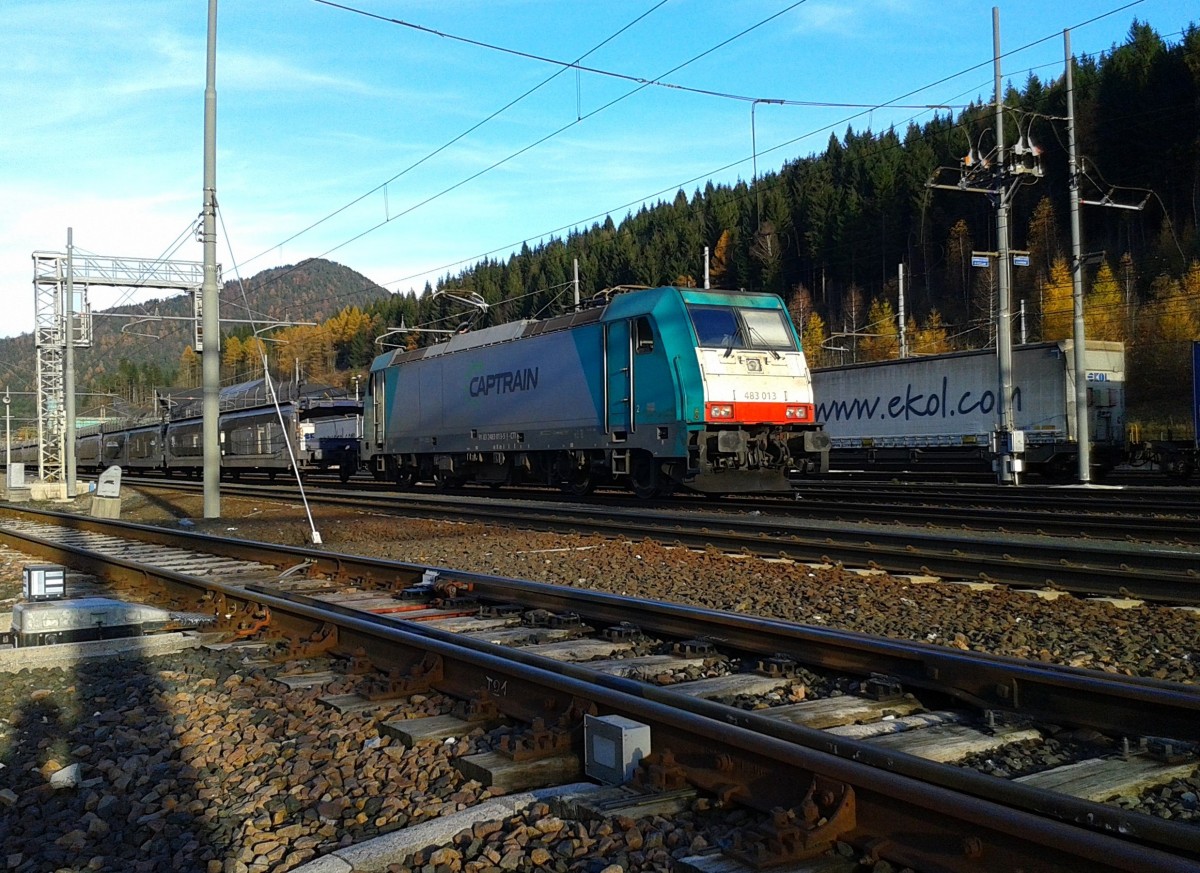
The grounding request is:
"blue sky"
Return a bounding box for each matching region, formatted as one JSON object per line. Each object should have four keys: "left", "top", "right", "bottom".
{"left": 1, "top": 0, "right": 1194, "bottom": 340}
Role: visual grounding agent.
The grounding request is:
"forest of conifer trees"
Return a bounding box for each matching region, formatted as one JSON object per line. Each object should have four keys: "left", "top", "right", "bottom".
{"left": 322, "top": 20, "right": 1194, "bottom": 430}
{"left": 33, "top": 18, "right": 1199, "bottom": 436}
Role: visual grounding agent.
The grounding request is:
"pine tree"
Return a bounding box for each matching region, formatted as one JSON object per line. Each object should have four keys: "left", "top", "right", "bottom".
{"left": 1129, "top": 265, "right": 1200, "bottom": 426}
{"left": 945, "top": 219, "right": 973, "bottom": 311}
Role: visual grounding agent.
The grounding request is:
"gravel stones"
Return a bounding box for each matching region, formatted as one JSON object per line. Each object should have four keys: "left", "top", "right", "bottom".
{"left": 386, "top": 804, "right": 742, "bottom": 873}
{"left": 0, "top": 649, "right": 492, "bottom": 872}
{"left": 1, "top": 488, "right": 1197, "bottom": 871}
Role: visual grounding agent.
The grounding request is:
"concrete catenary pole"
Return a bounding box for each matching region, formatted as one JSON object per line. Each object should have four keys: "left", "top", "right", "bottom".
{"left": 1065, "top": 29, "right": 1091, "bottom": 483}
{"left": 4, "top": 387, "right": 10, "bottom": 479}
{"left": 201, "top": 0, "right": 221, "bottom": 518}
{"left": 64, "top": 227, "right": 77, "bottom": 498}
{"left": 993, "top": 7, "right": 1018, "bottom": 484}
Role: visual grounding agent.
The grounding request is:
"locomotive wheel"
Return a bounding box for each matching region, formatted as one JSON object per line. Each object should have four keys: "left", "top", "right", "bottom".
{"left": 432, "top": 469, "right": 464, "bottom": 491}
{"left": 394, "top": 468, "right": 416, "bottom": 490}
{"left": 630, "top": 453, "right": 661, "bottom": 499}
{"left": 562, "top": 467, "right": 596, "bottom": 497}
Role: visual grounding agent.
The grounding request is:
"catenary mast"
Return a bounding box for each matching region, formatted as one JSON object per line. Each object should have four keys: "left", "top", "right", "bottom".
{"left": 201, "top": 0, "right": 221, "bottom": 518}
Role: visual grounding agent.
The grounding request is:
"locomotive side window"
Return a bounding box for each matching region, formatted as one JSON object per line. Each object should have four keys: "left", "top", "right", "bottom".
{"left": 634, "top": 317, "right": 655, "bottom": 354}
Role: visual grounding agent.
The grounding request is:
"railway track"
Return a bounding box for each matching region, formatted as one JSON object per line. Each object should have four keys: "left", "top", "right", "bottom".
{"left": 361, "top": 474, "right": 1200, "bottom": 538}
{"left": 114, "top": 470, "right": 1200, "bottom": 543}
{"left": 123, "top": 479, "right": 1200, "bottom": 604}
{"left": 0, "top": 506, "right": 1197, "bottom": 872}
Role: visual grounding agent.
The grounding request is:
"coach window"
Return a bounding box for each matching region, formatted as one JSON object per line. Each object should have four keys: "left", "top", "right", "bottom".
{"left": 634, "top": 317, "right": 655, "bottom": 354}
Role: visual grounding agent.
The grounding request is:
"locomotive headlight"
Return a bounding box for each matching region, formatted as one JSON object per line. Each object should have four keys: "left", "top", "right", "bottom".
{"left": 785, "top": 406, "right": 808, "bottom": 420}
{"left": 708, "top": 404, "right": 734, "bottom": 419}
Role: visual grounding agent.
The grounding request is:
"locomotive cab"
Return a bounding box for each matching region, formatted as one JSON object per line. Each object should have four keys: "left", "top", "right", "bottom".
{"left": 678, "top": 296, "right": 830, "bottom": 491}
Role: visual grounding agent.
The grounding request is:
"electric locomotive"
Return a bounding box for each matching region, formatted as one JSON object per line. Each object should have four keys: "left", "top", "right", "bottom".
{"left": 362, "top": 285, "right": 830, "bottom": 496}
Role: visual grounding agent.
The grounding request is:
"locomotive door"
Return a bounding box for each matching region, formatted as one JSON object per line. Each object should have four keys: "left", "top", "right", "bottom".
{"left": 604, "top": 320, "right": 634, "bottom": 435}
{"left": 371, "top": 371, "right": 385, "bottom": 447}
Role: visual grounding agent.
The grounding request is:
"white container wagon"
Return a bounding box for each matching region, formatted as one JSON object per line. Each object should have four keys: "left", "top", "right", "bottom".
{"left": 812, "top": 340, "right": 1125, "bottom": 477}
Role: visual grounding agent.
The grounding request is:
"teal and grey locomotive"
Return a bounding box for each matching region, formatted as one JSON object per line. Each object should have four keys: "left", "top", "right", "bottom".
{"left": 362, "top": 285, "right": 830, "bottom": 496}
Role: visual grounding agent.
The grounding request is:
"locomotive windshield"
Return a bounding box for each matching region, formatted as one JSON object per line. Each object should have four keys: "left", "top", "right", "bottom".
{"left": 687, "top": 305, "right": 796, "bottom": 351}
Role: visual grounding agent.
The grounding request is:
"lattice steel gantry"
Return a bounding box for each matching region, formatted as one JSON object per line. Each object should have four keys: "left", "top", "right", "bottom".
{"left": 31, "top": 247, "right": 205, "bottom": 488}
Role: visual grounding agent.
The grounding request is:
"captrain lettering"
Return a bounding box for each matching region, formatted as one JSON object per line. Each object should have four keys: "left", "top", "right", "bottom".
{"left": 469, "top": 367, "right": 540, "bottom": 397}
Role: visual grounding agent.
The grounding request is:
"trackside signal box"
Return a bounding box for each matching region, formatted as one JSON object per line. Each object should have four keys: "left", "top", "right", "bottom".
{"left": 23, "top": 565, "right": 66, "bottom": 601}
{"left": 584, "top": 714, "right": 651, "bottom": 785}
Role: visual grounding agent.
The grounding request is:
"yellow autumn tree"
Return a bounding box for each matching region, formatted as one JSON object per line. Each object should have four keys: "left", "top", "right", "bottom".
{"left": 801, "top": 310, "right": 828, "bottom": 369}
{"left": 177, "top": 346, "right": 200, "bottom": 387}
{"left": 270, "top": 324, "right": 335, "bottom": 384}
{"left": 221, "top": 334, "right": 244, "bottom": 383}
{"left": 1084, "top": 262, "right": 1126, "bottom": 343}
{"left": 241, "top": 335, "right": 268, "bottom": 372}
{"left": 1039, "top": 256, "right": 1073, "bottom": 341}
{"left": 908, "top": 310, "right": 954, "bottom": 356}
{"left": 945, "top": 219, "right": 973, "bottom": 306}
{"left": 859, "top": 297, "right": 900, "bottom": 362}
{"left": 709, "top": 230, "right": 733, "bottom": 288}
{"left": 325, "top": 306, "right": 371, "bottom": 346}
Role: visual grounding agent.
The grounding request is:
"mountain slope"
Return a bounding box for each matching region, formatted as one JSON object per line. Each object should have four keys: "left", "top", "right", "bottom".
{"left": 0, "top": 258, "right": 390, "bottom": 425}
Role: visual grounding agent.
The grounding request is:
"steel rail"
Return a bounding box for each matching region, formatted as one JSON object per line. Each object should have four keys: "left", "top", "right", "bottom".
{"left": 0, "top": 511, "right": 1195, "bottom": 871}
{"left": 710, "top": 493, "right": 1200, "bottom": 543}
{"left": 286, "top": 466, "right": 1200, "bottom": 511}
{"left": 118, "top": 479, "right": 1200, "bottom": 602}
{"left": 79, "top": 468, "right": 1200, "bottom": 533}
{"left": 788, "top": 478, "right": 1200, "bottom": 507}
